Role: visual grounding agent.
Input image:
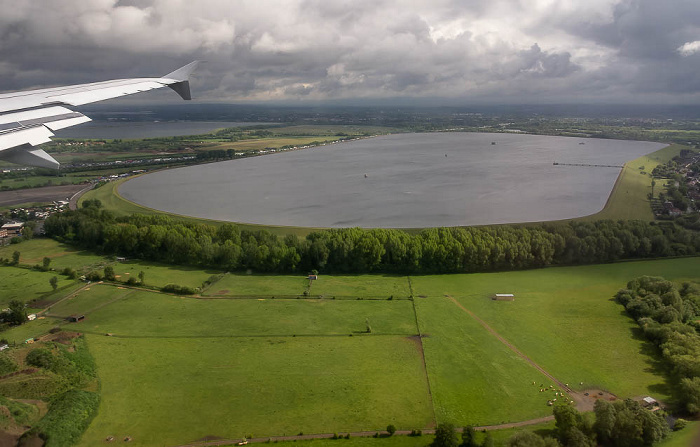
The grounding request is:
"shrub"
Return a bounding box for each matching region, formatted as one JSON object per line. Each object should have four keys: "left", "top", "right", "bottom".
{"left": 85, "top": 271, "right": 101, "bottom": 282}
{"left": 26, "top": 348, "right": 54, "bottom": 369}
{"left": 103, "top": 266, "right": 116, "bottom": 281}
{"left": 161, "top": 284, "right": 196, "bottom": 295}
{"left": 61, "top": 267, "right": 77, "bottom": 279}
{"left": 33, "top": 390, "right": 99, "bottom": 447}
{"left": 387, "top": 424, "right": 396, "bottom": 436}
{"left": 0, "top": 354, "right": 17, "bottom": 375}
{"left": 674, "top": 419, "right": 687, "bottom": 431}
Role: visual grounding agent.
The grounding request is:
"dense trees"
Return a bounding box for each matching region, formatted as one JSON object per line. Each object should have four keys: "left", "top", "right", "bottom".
{"left": 616, "top": 276, "right": 700, "bottom": 415}
{"left": 508, "top": 400, "right": 668, "bottom": 446}
{"left": 44, "top": 207, "right": 700, "bottom": 275}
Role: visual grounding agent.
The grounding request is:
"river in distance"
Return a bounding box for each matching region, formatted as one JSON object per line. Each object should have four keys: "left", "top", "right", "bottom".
{"left": 55, "top": 121, "right": 260, "bottom": 139}
{"left": 119, "top": 133, "right": 665, "bottom": 228}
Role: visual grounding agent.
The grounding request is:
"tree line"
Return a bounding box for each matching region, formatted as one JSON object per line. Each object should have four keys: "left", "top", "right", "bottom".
{"left": 430, "top": 398, "right": 672, "bottom": 447}
{"left": 43, "top": 203, "right": 700, "bottom": 275}
{"left": 616, "top": 276, "right": 700, "bottom": 415}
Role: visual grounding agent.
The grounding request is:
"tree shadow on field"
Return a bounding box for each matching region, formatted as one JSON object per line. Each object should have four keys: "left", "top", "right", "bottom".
{"left": 630, "top": 325, "right": 676, "bottom": 403}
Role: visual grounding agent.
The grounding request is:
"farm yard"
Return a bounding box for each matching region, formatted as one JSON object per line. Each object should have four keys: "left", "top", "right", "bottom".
{"left": 0, "top": 237, "right": 698, "bottom": 446}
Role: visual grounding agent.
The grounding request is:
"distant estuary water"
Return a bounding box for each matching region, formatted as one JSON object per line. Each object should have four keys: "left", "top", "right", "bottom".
{"left": 119, "top": 133, "right": 665, "bottom": 228}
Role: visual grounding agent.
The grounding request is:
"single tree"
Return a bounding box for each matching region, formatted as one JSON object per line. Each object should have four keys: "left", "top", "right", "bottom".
{"left": 462, "top": 426, "right": 477, "bottom": 447}
{"left": 5, "top": 300, "right": 27, "bottom": 325}
{"left": 432, "top": 423, "right": 458, "bottom": 447}
{"left": 138, "top": 270, "right": 145, "bottom": 285}
{"left": 49, "top": 276, "right": 58, "bottom": 291}
{"left": 481, "top": 433, "right": 494, "bottom": 447}
{"left": 11, "top": 251, "right": 20, "bottom": 265}
{"left": 386, "top": 425, "right": 396, "bottom": 436}
{"left": 103, "top": 266, "right": 116, "bottom": 281}
{"left": 42, "top": 257, "right": 51, "bottom": 270}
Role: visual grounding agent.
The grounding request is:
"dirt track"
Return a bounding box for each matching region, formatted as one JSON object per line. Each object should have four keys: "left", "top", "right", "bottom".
{"left": 172, "top": 416, "right": 557, "bottom": 447}
{"left": 0, "top": 184, "right": 88, "bottom": 207}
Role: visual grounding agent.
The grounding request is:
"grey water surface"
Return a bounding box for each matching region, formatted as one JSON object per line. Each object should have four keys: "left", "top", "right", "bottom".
{"left": 119, "top": 133, "right": 665, "bottom": 228}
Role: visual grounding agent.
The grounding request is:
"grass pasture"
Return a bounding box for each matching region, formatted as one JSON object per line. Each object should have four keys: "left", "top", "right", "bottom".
{"left": 0, "top": 238, "right": 108, "bottom": 273}
{"left": 46, "top": 284, "right": 133, "bottom": 318}
{"left": 412, "top": 257, "right": 700, "bottom": 400}
{"left": 308, "top": 275, "right": 411, "bottom": 299}
{"left": 2, "top": 254, "right": 696, "bottom": 445}
{"left": 55, "top": 286, "right": 418, "bottom": 337}
{"left": 79, "top": 335, "right": 434, "bottom": 447}
{"left": 584, "top": 143, "right": 684, "bottom": 221}
{"left": 112, "top": 260, "right": 217, "bottom": 289}
{"left": 415, "top": 296, "right": 559, "bottom": 425}
{"left": 1, "top": 317, "right": 60, "bottom": 344}
{"left": 202, "top": 273, "right": 308, "bottom": 297}
{"left": 0, "top": 266, "right": 74, "bottom": 307}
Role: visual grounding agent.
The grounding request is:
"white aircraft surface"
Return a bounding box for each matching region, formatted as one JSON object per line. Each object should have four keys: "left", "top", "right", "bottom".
{"left": 0, "top": 61, "right": 199, "bottom": 169}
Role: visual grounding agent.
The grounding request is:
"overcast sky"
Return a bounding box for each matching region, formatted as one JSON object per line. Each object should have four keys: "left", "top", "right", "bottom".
{"left": 1, "top": 0, "right": 700, "bottom": 104}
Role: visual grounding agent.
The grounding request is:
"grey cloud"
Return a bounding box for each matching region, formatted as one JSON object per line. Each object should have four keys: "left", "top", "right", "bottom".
{"left": 1, "top": 0, "right": 699, "bottom": 103}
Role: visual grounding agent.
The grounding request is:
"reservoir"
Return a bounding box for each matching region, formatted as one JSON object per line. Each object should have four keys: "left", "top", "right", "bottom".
{"left": 119, "top": 133, "right": 665, "bottom": 228}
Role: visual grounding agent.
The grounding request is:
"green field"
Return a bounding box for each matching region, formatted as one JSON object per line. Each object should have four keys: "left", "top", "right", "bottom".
{"left": 202, "top": 273, "right": 308, "bottom": 296}
{"left": 412, "top": 257, "right": 700, "bottom": 400}
{"left": 0, "top": 238, "right": 108, "bottom": 273}
{"left": 79, "top": 335, "right": 434, "bottom": 447}
{"left": 3, "top": 244, "right": 697, "bottom": 445}
{"left": 46, "top": 284, "right": 134, "bottom": 318}
{"left": 309, "top": 275, "right": 411, "bottom": 299}
{"left": 416, "top": 296, "right": 561, "bottom": 425}
{"left": 0, "top": 266, "right": 74, "bottom": 307}
{"left": 657, "top": 422, "right": 698, "bottom": 447}
{"left": 112, "top": 260, "right": 217, "bottom": 289}
{"left": 584, "top": 143, "right": 684, "bottom": 221}
{"left": 49, "top": 285, "right": 418, "bottom": 337}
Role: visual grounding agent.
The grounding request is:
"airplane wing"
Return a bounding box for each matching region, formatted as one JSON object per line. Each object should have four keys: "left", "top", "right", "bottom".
{"left": 0, "top": 61, "right": 200, "bottom": 169}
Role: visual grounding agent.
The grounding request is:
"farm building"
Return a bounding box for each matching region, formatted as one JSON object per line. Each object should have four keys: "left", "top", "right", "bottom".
{"left": 308, "top": 274, "right": 318, "bottom": 280}
{"left": 27, "top": 314, "right": 36, "bottom": 321}
{"left": 67, "top": 314, "right": 85, "bottom": 323}
{"left": 492, "top": 293, "right": 515, "bottom": 301}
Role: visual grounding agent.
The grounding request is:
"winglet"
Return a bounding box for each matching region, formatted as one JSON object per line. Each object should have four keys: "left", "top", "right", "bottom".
{"left": 162, "top": 61, "right": 201, "bottom": 82}
{"left": 161, "top": 61, "right": 201, "bottom": 101}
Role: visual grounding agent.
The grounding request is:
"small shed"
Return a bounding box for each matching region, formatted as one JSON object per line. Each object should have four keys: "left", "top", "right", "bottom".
{"left": 492, "top": 293, "right": 515, "bottom": 301}
{"left": 27, "top": 314, "right": 37, "bottom": 321}
{"left": 67, "top": 314, "right": 85, "bottom": 323}
{"left": 642, "top": 396, "right": 658, "bottom": 408}
{"left": 308, "top": 274, "right": 318, "bottom": 280}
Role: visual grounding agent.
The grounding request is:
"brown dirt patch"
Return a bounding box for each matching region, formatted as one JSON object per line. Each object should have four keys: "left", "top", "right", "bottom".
{"left": 0, "top": 430, "right": 20, "bottom": 447}
{"left": 193, "top": 436, "right": 226, "bottom": 442}
{"left": 0, "top": 184, "right": 87, "bottom": 207}
{"left": 574, "top": 389, "right": 617, "bottom": 412}
{"left": 40, "top": 331, "right": 81, "bottom": 345}
{"left": 215, "top": 290, "right": 230, "bottom": 295}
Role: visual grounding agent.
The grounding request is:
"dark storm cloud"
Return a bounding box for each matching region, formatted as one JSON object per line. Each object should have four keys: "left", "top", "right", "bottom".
{"left": 0, "top": 0, "right": 699, "bottom": 103}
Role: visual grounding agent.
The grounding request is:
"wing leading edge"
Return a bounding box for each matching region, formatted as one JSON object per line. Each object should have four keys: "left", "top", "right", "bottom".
{"left": 0, "top": 61, "right": 200, "bottom": 169}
